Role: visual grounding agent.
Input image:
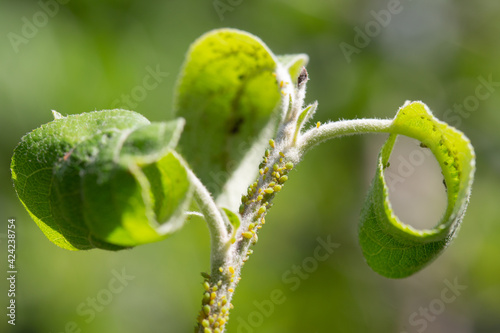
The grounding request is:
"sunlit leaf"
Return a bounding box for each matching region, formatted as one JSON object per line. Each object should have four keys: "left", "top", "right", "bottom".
{"left": 174, "top": 28, "right": 283, "bottom": 199}
{"left": 11, "top": 110, "right": 192, "bottom": 250}
{"left": 359, "top": 101, "right": 476, "bottom": 278}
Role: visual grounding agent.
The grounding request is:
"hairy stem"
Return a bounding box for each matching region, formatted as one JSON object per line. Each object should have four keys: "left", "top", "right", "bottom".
{"left": 297, "top": 118, "right": 393, "bottom": 156}
{"left": 195, "top": 132, "right": 295, "bottom": 333}
{"left": 189, "top": 170, "right": 231, "bottom": 268}
{"left": 194, "top": 69, "right": 395, "bottom": 332}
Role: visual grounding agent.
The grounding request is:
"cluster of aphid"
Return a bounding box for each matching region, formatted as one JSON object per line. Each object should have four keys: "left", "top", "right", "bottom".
{"left": 197, "top": 270, "right": 235, "bottom": 333}
{"left": 238, "top": 138, "right": 294, "bottom": 244}
{"left": 196, "top": 138, "right": 295, "bottom": 332}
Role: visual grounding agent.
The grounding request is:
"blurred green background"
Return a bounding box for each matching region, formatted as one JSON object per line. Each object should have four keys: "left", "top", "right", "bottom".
{"left": 1, "top": 0, "right": 499, "bottom": 332}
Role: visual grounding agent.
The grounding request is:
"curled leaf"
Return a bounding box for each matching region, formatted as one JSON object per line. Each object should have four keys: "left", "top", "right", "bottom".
{"left": 359, "top": 101, "right": 475, "bottom": 278}
{"left": 11, "top": 110, "right": 192, "bottom": 250}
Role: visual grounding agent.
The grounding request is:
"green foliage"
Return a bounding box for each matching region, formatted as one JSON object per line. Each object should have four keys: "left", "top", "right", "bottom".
{"left": 11, "top": 29, "right": 475, "bottom": 277}
{"left": 174, "top": 29, "right": 308, "bottom": 201}
{"left": 221, "top": 207, "right": 241, "bottom": 238}
{"left": 174, "top": 29, "right": 281, "bottom": 197}
{"left": 11, "top": 110, "right": 192, "bottom": 250}
{"left": 9, "top": 27, "right": 476, "bottom": 333}
{"left": 359, "top": 101, "right": 476, "bottom": 278}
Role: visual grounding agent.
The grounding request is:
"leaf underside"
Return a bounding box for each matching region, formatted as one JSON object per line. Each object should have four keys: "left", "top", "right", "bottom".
{"left": 174, "top": 28, "right": 308, "bottom": 203}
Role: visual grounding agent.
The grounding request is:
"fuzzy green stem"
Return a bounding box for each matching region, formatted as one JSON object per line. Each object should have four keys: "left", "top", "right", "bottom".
{"left": 189, "top": 170, "right": 231, "bottom": 266}
{"left": 193, "top": 73, "right": 395, "bottom": 332}
{"left": 194, "top": 133, "right": 293, "bottom": 333}
{"left": 297, "top": 118, "right": 393, "bottom": 155}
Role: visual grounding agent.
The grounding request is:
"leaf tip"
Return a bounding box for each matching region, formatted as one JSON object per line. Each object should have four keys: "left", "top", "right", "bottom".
{"left": 51, "top": 110, "right": 64, "bottom": 120}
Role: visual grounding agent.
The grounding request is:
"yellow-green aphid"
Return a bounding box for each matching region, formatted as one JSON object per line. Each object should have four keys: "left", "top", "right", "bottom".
{"left": 203, "top": 281, "right": 210, "bottom": 291}
{"left": 264, "top": 166, "right": 269, "bottom": 173}
{"left": 203, "top": 305, "right": 211, "bottom": 315}
{"left": 259, "top": 169, "right": 264, "bottom": 175}
{"left": 256, "top": 194, "right": 263, "bottom": 201}
{"left": 248, "top": 223, "right": 255, "bottom": 230}
{"left": 258, "top": 206, "right": 266, "bottom": 215}
{"left": 274, "top": 185, "right": 282, "bottom": 192}
{"left": 252, "top": 234, "right": 259, "bottom": 244}
{"left": 274, "top": 171, "right": 280, "bottom": 179}
{"left": 264, "top": 188, "right": 274, "bottom": 194}
{"left": 273, "top": 164, "right": 279, "bottom": 171}
{"left": 241, "top": 195, "right": 248, "bottom": 204}
{"left": 278, "top": 175, "right": 288, "bottom": 183}
{"left": 201, "top": 272, "right": 211, "bottom": 279}
{"left": 204, "top": 327, "right": 212, "bottom": 333}
{"left": 239, "top": 204, "right": 245, "bottom": 214}
{"left": 316, "top": 121, "right": 321, "bottom": 128}
{"left": 202, "top": 319, "right": 210, "bottom": 327}
{"left": 285, "top": 162, "right": 294, "bottom": 170}
{"left": 279, "top": 151, "right": 285, "bottom": 157}
{"left": 242, "top": 231, "right": 253, "bottom": 239}
{"left": 269, "top": 139, "right": 275, "bottom": 148}
{"left": 212, "top": 285, "right": 218, "bottom": 291}
{"left": 269, "top": 182, "right": 276, "bottom": 187}
{"left": 203, "top": 292, "right": 211, "bottom": 304}
{"left": 265, "top": 149, "right": 270, "bottom": 157}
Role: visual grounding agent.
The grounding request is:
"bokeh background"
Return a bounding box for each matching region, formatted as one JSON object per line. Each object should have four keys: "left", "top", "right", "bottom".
{"left": 1, "top": 0, "right": 499, "bottom": 332}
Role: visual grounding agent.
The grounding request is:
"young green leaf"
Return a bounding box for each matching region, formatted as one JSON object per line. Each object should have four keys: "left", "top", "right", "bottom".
{"left": 221, "top": 207, "right": 241, "bottom": 237}
{"left": 276, "top": 54, "right": 309, "bottom": 84}
{"left": 294, "top": 102, "right": 318, "bottom": 143}
{"left": 11, "top": 110, "right": 192, "bottom": 250}
{"left": 173, "top": 28, "right": 283, "bottom": 199}
{"left": 359, "top": 101, "right": 475, "bottom": 278}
